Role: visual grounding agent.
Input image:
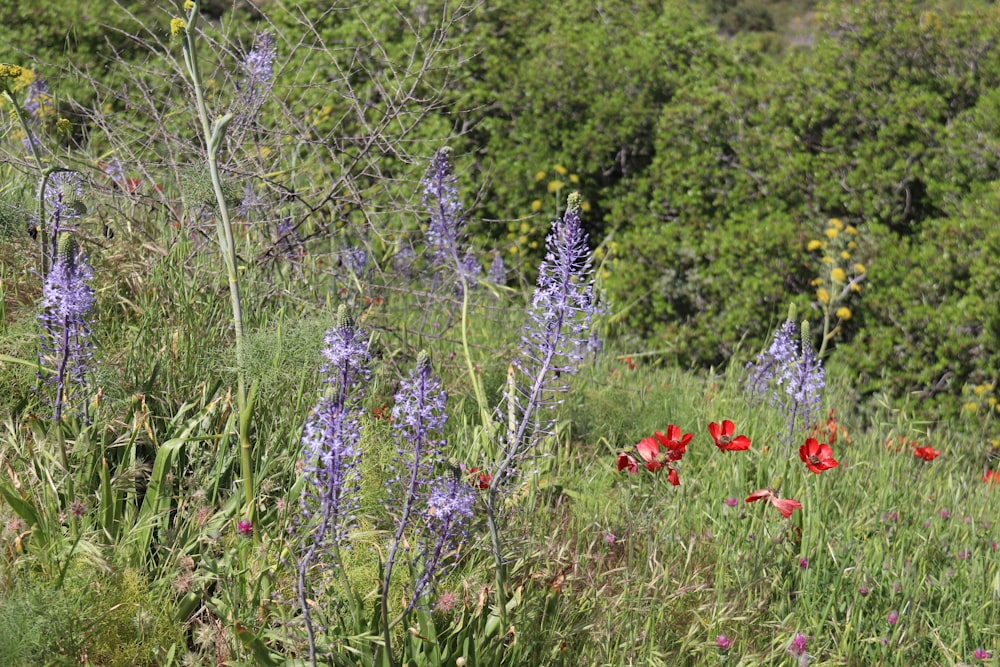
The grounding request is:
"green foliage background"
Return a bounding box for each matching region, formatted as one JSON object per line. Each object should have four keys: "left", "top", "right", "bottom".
{"left": 4, "top": 0, "right": 1000, "bottom": 425}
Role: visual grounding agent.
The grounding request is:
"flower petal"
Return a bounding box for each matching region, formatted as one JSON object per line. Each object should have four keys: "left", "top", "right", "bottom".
{"left": 746, "top": 489, "right": 772, "bottom": 503}
{"left": 636, "top": 436, "right": 660, "bottom": 463}
{"left": 667, "top": 467, "right": 680, "bottom": 486}
{"left": 771, "top": 497, "right": 802, "bottom": 518}
{"left": 616, "top": 453, "right": 638, "bottom": 474}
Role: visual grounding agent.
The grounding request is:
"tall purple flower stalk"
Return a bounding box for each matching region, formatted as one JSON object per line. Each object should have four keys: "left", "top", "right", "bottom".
{"left": 381, "top": 352, "right": 467, "bottom": 664}
{"left": 422, "top": 149, "right": 480, "bottom": 289}
{"left": 297, "top": 304, "right": 369, "bottom": 666}
{"left": 746, "top": 317, "right": 825, "bottom": 447}
{"left": 238, "top": 32, "right": 276, "bottom": 122}
{"left": 38, "top": 233, "right": 95, "bottom": 425}
{"left": 485, "top": 193, "right": 598, "bottom": 619}
{"left": 497, "top": 192, "right": 597, "bottom": 482}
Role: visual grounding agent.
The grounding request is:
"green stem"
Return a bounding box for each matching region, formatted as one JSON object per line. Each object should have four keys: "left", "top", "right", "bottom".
{"left": 179, "top": 5, "right": 255, "bottom": 525}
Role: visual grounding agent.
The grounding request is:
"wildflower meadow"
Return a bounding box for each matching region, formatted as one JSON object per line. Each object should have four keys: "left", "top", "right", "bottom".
{"left": 2, "top": 1, "right": 1000, "bottom": 665}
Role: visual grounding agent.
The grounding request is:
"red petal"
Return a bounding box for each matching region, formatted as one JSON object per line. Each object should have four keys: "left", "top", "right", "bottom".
{"left": 667, "top": 467, "right": 680, "bottom": 486}
{"left": 721, "top": 420, "right": 736, "bottom": 436}
{"left": 771, "top": 497, "right": 802, "bottom": 518}
{"left": 708, "top": 422, "right": 721, "bottom": 443}
{"left": 616, "top": 453, "right": 638, "bottom": 474}
{"left": 636, "top": 437, "right": 660, "bottom": 463}
{"left": 728, "top": 435, "right": 751, "bottom": 451}
{"left": 665, "top": 424, "right": 681, "bottom": 442}
{"left": 644, "top": 460, "right": 662, "bottom": 473}
{"left": 746, "top": 489, "right": 772, "bottom": 503}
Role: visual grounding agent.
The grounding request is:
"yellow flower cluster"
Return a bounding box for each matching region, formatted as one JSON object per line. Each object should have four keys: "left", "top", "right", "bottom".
{"left": 807, "top": 217, "right": 867, "bottom": 351}
{"left": 171, "top": 17, "right": 186, "bottom": 36}
{"left": 0, "top": 63, "right": 23, "bottom": 79}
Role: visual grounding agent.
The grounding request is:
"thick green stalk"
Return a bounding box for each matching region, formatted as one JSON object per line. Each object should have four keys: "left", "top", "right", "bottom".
{"left": 178, "top": 3, "right": 255, "bottom": 524}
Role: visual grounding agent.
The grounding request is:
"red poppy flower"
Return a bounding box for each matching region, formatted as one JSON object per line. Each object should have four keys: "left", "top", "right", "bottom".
{"left": 985, "top": 470, "right": 1000, "bottom": 485}
{"left": 709, "top": 420, "right": 751, "bottom": 451}
{"left": 799, "top": 438, "right": 839, "bottom": 474}
{"left": 658, "top": 424, "right": 693, "bottom": 457}
{"left": 745, "top": 489, "right": 802, "bottom": 518}
{"left": 914, "top": 445, "right": 940, "bottom": 461}
{"left": 617, "top": 453, "right": 638, "bottom": 475}
{"left": 466, "top": 467, "right": 491, "bottom": 489}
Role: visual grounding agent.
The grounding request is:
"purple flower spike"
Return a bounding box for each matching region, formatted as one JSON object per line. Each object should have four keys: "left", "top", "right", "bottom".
{"left": 239, "top": 32, "right": 276, "bottom": 120}
{"left": 38, "top": 233, "right": 95, "bottom": 421}
{"left": 746, "top": 316, "right": 825, "bottom": 446}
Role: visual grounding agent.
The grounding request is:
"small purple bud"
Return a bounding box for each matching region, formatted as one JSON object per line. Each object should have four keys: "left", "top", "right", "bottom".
{"left": 716, "top": 634, "right": 731, "bottom": 650}
{"left": 888, "top": 610, "right": 899, "bottom": 625}
{"left": 799, "top": 557, "right": 809, "bottom": 570}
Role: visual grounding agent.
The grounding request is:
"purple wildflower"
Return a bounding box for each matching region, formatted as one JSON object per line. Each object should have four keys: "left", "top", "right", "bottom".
{"left": 888, "top": 610, "right": 899, "bottom": 625}
{"left": 38, "top": 233, "right": 95, "bottom": 422}
{"left": 24, "top": 76, "right": 53, "bottom": 119}
{"left": 414, "top": 474, "right": 475, "bottom": 601}
{"left": 239, "top": 32, "right": 276, "bottom": 120}
{"left": 724, "top": 496, "right": 739, "bottom": 507}
{"left": 799, "top": 557, "right": 809, "bottom": 570}
{"left": 237, "top": 520, "right": 253, "bottom": 537}
{"left": 488, "top": 251, "right": 507, "bottom": 286}
{"left": 421, "top": 147, "right": 483, "bottom": 294}
{"left": 746, "top": 317, "right": 825, "bottom": 447}
{"left": 974, "top": 648, "right": 991, "bottom": 659}
{"left": 496, "top": 193, "right": 597, "bottom": 486}
{"left": 297, "top": 305, "right": 369, "bottom": 659}
{"left": 383, "top": 352, "right": 448, "bottom": 607}
{"left": 716, "top": 634, "right": 731, "bottom": 650}
{"left": 787, "top": 633, "right": 811, "bottom": 666}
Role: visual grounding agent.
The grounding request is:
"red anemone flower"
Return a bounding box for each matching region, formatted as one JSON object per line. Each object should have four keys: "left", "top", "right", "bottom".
{"left": 799, "top": 438, "right": 839, "bottom": 474}
{"left": 745, "top": 489, "right": 802, "bottom": 518}
{"left": 984, "top": 470, "right": 1000, "bottom": 485}
{"left": 914, "top": 445, "right": 940, "bottom": 462}
{"left": 617, "top": 453, "right": 638, "bottom": 475}
{"left": 666, "top": 466, "right": 680, "bottom": 486}
{"left": 466, "top": 467, "right": 491, "bottom": 489}
{"left": 658, "top": 424, "right": 693, "bottom": 457}
{"left": 709, "top": 420, "right": 751, "bottom": 451}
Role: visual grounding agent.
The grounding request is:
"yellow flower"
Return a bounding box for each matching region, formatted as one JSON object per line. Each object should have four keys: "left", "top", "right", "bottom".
{"left": 183, "top": 0, "right": 195, "bottom": 9}
{"left": 854, "top": 263, "right": 866, "bottom": 274}
{"left": 835, "top": 306, "right": 852, "bottom": 320}
{"left": 845, "top": 225, "right": 859, "bottom": 235}
{"left": 55, "top": 117, "right": 71, "bottom": 134}
{"left": 840, "top": 251, "right": 851, "bottom": 260}
{"left": 553, "top": 164, "right": 568, "bottom": 175}
{"left": 825, "top": 228, "right": 839, "bottom": 239}
{"left": 816, "top": 288, "right": 830, "bottom": 304}
{"left": 831, "top": 267, "right": 847, "bottom": 283}
{"left": 806, "top": 239, "right": 823, "bottom": 251}
{"left": 974, "top": 384, "right": 993, "bottom": 397}
{"left": 547, "top": 180, "right": 564, "bottom": 194}
{"left": 518, "top": 235, "right": 527, "bottom": 245}
{"left": 519, "top": 222, "right": 530, "bottom": 233}
{"left": 569, "top": 174, "right": 580, "bottom": 184}
{"left": 847, "top": 241, "right": 858, "bottom": 249}
{"left": 509, "top": 245, "right": 519, "bottom": 254}
{"left": 821, "top": 256, "right": 833, "bottom": 264}
{"left": 534, "top": 170, "right": 547, "bottom": 182}
{"left": 530, "top": 200, "right": 542, "bottom": 212}
{"left": 0, "top": 63, "right": 23, "bottom": 79}
{"left": 963, "top": 401, "right": 979, "bottom": 413}
{"left": 811, "top": 278, "right": 823, "bottom": 286}
{"left": 530, "top": 241, "right": 538, "bottom": 249}
{"left": 171, "top": 17, "right": 186, "bottom": 36}
{"left": 581, "top": 201, "right": 591, "bottom": 212}
{"left": 850, "top": 283, "right": 862, "bottom": 293}
{"left": 828, "top": 218, "right": 844, "bottom": 230}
